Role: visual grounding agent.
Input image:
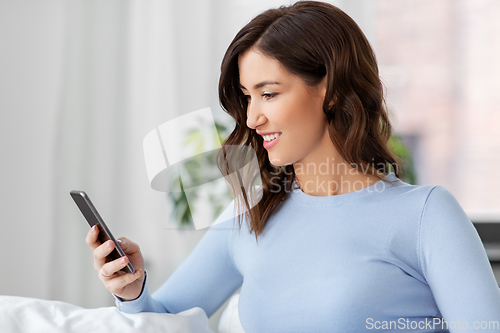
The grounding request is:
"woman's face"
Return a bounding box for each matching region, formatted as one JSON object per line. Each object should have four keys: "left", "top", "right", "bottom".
{"left": 238, "top": 47, "right": 331, "bottom": 167}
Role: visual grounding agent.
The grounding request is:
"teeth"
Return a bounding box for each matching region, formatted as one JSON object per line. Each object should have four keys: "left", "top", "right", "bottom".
{"left": 263, "top": 133, "right": 281, "bottom": 142}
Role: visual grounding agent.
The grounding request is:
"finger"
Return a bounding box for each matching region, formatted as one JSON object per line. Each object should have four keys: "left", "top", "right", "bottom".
{"left": 116, "top": 237, "right": 140, "bottom": 255}
{"left": 105, "top": 269, "right": 144, "bottom": 296}
{"left": 100, "top": 256, "right": 130, "bottom": 278}
{"left": 93, "top": 240, "right": 115, "bottom": 268}
{"left": 85, "top": 225, "right": 101, "bottom": 250}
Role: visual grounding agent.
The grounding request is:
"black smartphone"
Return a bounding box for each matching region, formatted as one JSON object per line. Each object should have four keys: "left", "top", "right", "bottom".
{"left": 70, "top": 190, "right": 135, "bottom": 274}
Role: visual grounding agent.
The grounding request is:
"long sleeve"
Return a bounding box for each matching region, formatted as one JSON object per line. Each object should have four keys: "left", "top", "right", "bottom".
{"left": 418, "top": 185, "right": 500, "bottom": 331}
{"left": 115, "top": 201, "right": 243, "bottom": 318}
{"left": 115, "top": 175, "right": 500, "bottom": 332}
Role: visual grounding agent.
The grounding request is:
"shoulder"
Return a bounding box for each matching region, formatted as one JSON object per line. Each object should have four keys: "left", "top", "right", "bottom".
{"left": 366, "top": 175, "right": 438, "bottom": 210}
{"left": 420, "top": 185, "right": 467, "bottom": 222}
{"left": 417, "top": 184, "right": 476, "bottom": 250}
{"left": 383, "top": 181, "right": 465, "bottom": 222}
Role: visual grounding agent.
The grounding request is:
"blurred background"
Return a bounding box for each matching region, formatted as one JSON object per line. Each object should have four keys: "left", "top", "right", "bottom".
{"left": 0, "top": 0, "right": 499, "bottom": 331}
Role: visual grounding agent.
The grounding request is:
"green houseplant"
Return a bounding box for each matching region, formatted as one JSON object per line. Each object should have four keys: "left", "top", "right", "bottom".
{"left": 168, "top": 122, "right": 232, "bottom": 227}
{"left": 387, "top": 134, "right": 417, "bottom": 185}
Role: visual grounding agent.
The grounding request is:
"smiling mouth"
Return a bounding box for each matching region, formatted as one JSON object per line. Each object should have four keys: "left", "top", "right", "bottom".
{"left": 262, "top": 133, "right": 282, "bottom": 142}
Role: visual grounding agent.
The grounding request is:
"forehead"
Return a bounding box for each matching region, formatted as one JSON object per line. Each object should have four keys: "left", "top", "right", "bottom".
{"left": 238, "top": 48, "right": 291, "bottom": 87}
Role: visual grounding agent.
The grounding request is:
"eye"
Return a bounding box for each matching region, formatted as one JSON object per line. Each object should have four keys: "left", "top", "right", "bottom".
{"left": 239, "top": 93, "right": 277, "bottom": 105}
{"left": 262, "top": 93, "right": 277, "bottom": 100}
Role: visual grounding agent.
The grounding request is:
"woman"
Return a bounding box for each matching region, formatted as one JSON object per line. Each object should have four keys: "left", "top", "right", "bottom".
{"left": 86, "top": 1, "right": 500, "bottom": 331}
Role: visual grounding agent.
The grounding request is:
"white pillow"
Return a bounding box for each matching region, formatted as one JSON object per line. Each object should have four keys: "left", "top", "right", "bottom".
{"left": 0, "top": 296, "right": 214, "bottom": 333}
{"left": 218, "top": 293, "right": 245, "bottom": 333}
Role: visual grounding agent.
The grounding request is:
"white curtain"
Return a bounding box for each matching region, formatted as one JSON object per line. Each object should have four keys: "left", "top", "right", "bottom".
{"left": 50, "top": 0, "right": 217, "bottom": 308}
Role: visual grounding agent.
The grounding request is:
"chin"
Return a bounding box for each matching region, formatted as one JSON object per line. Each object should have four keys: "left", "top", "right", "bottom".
{"left": 269, "top": 160, "right": 284, "bottom": 168}
{"left": 268, "top": 154, "right": 293, "bottom": 168}
{"left": 267, "top": 155, "right": 282, "bottom": 167}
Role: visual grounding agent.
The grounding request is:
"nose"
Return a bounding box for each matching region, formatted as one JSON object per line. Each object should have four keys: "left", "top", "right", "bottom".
{"left": 246, "top": 101, "right": 266, "bottom": 130}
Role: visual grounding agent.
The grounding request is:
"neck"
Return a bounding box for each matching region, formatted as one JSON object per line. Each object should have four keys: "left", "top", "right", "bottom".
{"left": 293, "top": 157, "right": 383, "bottom": 197}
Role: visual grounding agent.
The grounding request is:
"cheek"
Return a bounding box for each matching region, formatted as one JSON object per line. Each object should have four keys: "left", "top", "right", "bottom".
{"left": 278, "top": 95, "right": 325, "bottom": 137}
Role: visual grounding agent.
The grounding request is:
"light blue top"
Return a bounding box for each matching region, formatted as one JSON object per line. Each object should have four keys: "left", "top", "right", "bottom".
{"left": 115, "top": 172, "right": 500, "bottom": 332}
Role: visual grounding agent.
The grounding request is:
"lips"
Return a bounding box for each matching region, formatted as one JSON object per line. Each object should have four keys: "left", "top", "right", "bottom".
{"left": 262, "top": 132, "right": 281, "bottom": 149}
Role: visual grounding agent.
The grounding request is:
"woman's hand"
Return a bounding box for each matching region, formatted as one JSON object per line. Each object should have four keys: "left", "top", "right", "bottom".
{"left": 85, "top": 225, "right": 145, "bottom": 301}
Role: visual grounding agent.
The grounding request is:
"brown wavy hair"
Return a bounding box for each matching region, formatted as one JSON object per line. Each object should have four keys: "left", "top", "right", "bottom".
{"left": 216, "top": 0, "right": 403, "bottom": 240}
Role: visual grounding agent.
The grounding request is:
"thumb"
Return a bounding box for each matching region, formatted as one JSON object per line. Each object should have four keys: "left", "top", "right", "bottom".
{"left": 116, "top": 237, "right": 140, "bottom": 255}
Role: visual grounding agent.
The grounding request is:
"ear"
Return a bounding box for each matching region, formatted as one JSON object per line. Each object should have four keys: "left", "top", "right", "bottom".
{"left": 318, "top": 75, "right": 335, "bottom": 108}
{"left": 319, "top": 75, "right": 327, "bottom": 97}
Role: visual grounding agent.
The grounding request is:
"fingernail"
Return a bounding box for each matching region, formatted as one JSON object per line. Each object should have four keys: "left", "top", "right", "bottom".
{"left": 117, "top": 239, "right": 123, "bottom": 244}
{"left": 121, "top": 257, "right": 126, "bottom": 263}
{"left": 107, "top": 240, "right": 113, "bottom": 248}
{"left": 92, "top": 225, "right": 97, "bottom": 232}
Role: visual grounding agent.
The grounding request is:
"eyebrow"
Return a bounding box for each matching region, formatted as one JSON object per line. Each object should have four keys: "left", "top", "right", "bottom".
{"left": 239, "top": 81, "right": 281, "bottom": 90}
